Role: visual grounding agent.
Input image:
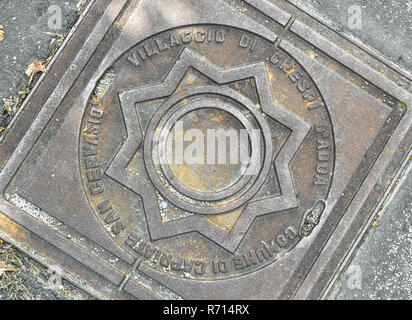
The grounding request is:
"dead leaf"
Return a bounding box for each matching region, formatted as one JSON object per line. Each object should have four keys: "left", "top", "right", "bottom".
{"left": 0, "top": 265, "right": 16, "bottom": 277}
{"left": 0, "top": 27, "right": 4, "bottom": 42}
{"left": 25, "top": 60, "right": 47, "bottom": 77}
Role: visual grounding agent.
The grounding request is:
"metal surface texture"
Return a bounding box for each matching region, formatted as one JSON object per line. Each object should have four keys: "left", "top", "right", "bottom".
{"left": 0, "top": 0, "right": 410, "bottom": 300}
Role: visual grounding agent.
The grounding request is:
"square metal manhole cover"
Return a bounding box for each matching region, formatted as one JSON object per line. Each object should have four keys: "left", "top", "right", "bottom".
{"left": 0, "top": 0, "right": 410, "bottom": 300}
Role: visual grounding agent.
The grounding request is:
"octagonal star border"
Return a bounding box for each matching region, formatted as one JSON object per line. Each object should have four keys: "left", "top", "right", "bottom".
{"left": 106, "top": 48, "right": 311, "bottom": 253}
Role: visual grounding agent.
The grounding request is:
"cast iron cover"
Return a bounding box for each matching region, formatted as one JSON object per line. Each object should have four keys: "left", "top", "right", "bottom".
{"left": 0, "top": 0, "right": 410, "bottom": 299}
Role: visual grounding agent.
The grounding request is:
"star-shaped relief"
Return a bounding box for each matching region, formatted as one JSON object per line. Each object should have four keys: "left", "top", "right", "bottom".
{"left": 106, "top": 48, "right": 310, "bottom": 253}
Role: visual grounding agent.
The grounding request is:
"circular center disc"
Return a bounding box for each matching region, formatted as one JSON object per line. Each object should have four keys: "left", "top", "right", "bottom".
{"left": 166, "top": 107, "right": 250, "bottom": 193}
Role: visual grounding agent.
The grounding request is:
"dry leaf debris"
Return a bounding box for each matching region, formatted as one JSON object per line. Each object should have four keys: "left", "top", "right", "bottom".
{"left": 25, "top": 60, "right": 47, "bottom": 77}
{"left": 0, "top": 25, "right": 5, "bottom": 42}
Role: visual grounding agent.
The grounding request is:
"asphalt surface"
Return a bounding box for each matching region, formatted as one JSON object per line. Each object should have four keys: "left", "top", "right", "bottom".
{"left": 329, "top": 162, "right": 412, "bottom": 300}
{"left": 0, "top": 0, "right": 92, "bottom": 300}
{"left": 0, "top": 0, "right": 87, "bottom": 128}
{"left": 300, "top": 0, "right": 412, "bottom": 300}
{"left": 299, "top": 0, "right": 412, "bottom": 72}
{"left": 0, "top": 0, "right": 411, "bottom": 300}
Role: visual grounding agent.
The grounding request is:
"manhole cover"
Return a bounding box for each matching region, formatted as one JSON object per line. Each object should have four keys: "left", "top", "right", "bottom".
{"left": 0, "top": 0, "right": 410, "bottom": 300}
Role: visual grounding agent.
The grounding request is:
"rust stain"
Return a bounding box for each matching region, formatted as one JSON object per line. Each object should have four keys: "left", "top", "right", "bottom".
{"left": 267, "top": 69, "right": 275, "bottom": 82}
{"left": 204, "top": 208, "right": 244, "bottom": 232}
{"left": 306, "top": 50, "right": 318, "bottom": 59}
{"left": 0, "top": 213, "right": 29, "bottom": 242}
